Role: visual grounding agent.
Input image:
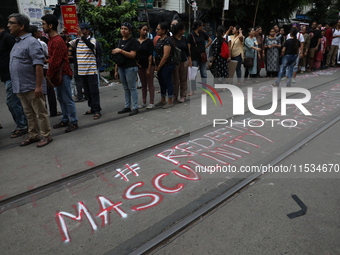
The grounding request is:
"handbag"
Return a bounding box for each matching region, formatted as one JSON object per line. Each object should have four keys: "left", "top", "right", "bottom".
{"left": 49, "top": 61, "right": 64, "bottom": 87}
{"left": 192, "top": 32, "right": 208, "bottom": 63}
{"left": 243, "top": 45, "right": 256, "bottom": 68}
{"left": 112, "top": 39, "right": 132, "bottom": 65}
{"left": 171, "top": 37, "right": 182, "bottom": 65}
{"left": 243, "top": 57, "right": 254, "bottom": 68}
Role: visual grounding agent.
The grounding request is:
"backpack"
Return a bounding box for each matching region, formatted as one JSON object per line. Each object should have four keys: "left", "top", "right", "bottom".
{"left": 220, "top": 40, "right": 230, "bottom": 59}
{"left": 171, "top": 36, "right": 182, "bottom": 65}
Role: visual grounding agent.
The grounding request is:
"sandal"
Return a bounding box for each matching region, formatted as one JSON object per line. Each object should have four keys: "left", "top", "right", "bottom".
{"left": 93, "top": 113, "right": 101, "bottom": 120}
{"left": 20, "top": 137, "right": 40, "bottom": 147}
{"left": 84, "top": 110, "right": 94, "bottom": 115}
{"left": 65, "top": 123, "right": 78, "bottom": 133}
{"left": 53, "top": 122, "right": 69, "bottom": 129}
{"left": 37, "top": 136, "right": 53, "bottom": 148}
{"left": 10, "top": 128, "right": 28, "bottom": 138}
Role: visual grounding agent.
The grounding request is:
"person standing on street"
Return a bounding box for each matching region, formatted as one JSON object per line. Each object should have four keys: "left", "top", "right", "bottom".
{"left": 273, "top": 27, "right": 300, "bottom": 87}
{"left": 69, "top": 23, "right": 102, "bottom": 120}
{"left": 29, "top": 25, "right": 61, "bottom": 118}
{"left": 326, "top": 19, "right": 340, "bottom": 68}
{"left": 187, "top": 20, "right": 212, "bottom": 95}
{"left": 112, "top": 22, "right": 140, "bottom": 116}
{"left": 0, "top": 14, "right": 28, "bottom": 139}
{"left": 41, "top": 14, "right": 78, "bottom": 132}
{"left": 8, "top": 13, "right": 52, "bottom": 147}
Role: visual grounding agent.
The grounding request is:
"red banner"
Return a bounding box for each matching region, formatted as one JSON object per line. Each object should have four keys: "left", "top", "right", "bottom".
{"left": 61, "top": 5, "right": 78, "bottom": 35}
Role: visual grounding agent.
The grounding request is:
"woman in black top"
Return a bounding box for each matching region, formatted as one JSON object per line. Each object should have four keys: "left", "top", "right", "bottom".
{"left": 273, "top": 27, "right": 300, "bottom": 87}
{"left": 112, "top": 22, "right": 140, "bottom": 116}
{"left": 172, "top": 22, "right": 191, "bottom": 103}
{"left": 136, "top": 24, "right": 155, "bottom": 109}
{"left": 154, "top": 22, "right": 175, "bottom": 109}
{"left": 187, "top": 20, "right": 212, "bottom": 95}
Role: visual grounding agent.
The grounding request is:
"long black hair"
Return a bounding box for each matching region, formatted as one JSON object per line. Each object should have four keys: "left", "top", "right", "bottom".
{"left": 172, "top": 22, "right": 185, "bottom": 36}
{"left": 216, "top": 26, "right": 225, "bottom": 44}
{"left": 290, "top": 27, "right": 300, "bottom": 51}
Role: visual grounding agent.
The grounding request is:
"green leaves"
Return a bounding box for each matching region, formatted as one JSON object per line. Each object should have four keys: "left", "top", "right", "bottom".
{"left": 78, "top": 0, "right": 139, "bottom": 70}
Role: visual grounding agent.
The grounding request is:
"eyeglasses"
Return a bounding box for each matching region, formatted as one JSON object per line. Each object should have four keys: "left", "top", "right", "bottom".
{"left": 8, "top": 21, "right": 18, "bottom": 25}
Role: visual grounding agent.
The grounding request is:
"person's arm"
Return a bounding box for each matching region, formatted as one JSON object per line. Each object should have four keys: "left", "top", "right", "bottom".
{"left": 205, "top": 37, "right": 212, "bottom": 49}
{"left": 112, "top": 39, "right": 137, "bottom": 59}
{"left": 35, "top": 65, "right": 44, "bottom": 98}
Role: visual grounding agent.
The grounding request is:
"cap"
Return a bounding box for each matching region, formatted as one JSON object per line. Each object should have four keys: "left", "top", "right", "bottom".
{"left": 79, "top": 23, "right": 90, "bottom": 29}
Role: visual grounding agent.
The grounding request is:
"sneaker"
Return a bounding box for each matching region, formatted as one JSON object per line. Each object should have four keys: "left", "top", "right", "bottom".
{"left": 118, "top": 108, "right": 131, "bottom": 114}
{"left": 281, "top": 77, "right": 287, "bottom": 81}
{"left": 138, "top": 103, "right": 147, "bottom": 109}
{"left": 179, "top": 97, "right": 186, "bottom": 103}
{"left": 65, "top": 123, "right": 78, "bottom": 133}
{"left": 146, "top": 104, "right": 155, "bottom": 109}
{"left": 155, "top": 101, "right": 166, "bottom": 107}
{"left": 129, "top": 109, "right": 139, "bottom": 116}
{"left": 162, "top": 103, "right": 173, "bottom": 109}
{"left": 272, "top": 83, "right": 279, "bottom": 87}
{"left": 292, "top": 78, "right": 296, "bottom": 83}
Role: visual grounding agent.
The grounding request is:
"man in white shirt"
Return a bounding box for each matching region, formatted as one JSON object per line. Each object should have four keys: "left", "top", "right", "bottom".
{"left": 283, "top": 24, "right": 304, "bottom": 83}
{"left": 326, "top": 19, "right": 340, "bottom": 67}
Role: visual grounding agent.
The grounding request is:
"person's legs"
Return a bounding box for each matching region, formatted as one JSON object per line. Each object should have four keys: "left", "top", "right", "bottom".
{"left": 138, "top": 68, "right": 148, "bottom": 105}
{"left": 125, "top": 67, "right": 139, "bottom": 110}
{"left": 147, "top": 65, "right": 155, "bottom": 105}
{"left": 60, "top": 75, "right": 78, "bottom": 124}
{"left": 80, "top": 75, "right": 92, "bottom": 109}
{"left": 179, "top": 60, "right": 188, "bottom": 99}
{"left": 5, "top": 80, "right": 27, "bottom": 130}
{"left": 172, "top": 64, "right": 180, "bottom": 101}
{"left": 274, "top": 55, "right": 289, "bottom": 85}
{"left": 46, "top": 84, "right": 58, "bottom": 116}
{"left": 232, "top": 54, "right": 242, "bottom": 83}
{"left": 198, "top": 60, "right": 207, "bottom": 89}
{"left": 17, "top": 92, "right": 40, "bottom": 139}
{"left": 118, "top": 67, "right": 131, "bottom": 109}
{"left": 87, "top": 74, "right": 101, "bottom": 113}
{"left": 55, "top": 85, "right": 69, "bottom": 124}
{"left": 331, "top": 45, "right": 339, "bottom": 66}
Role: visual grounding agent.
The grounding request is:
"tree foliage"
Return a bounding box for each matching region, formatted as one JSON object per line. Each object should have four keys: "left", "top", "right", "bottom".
{"left": 78, "top": 0, "right": 139, "bottom": 71}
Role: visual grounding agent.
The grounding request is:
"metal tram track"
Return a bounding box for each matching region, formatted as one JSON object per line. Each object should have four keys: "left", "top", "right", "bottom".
{"left": 130, "top": 113, "right": 340, "bottom": 255}
{"left": 0, "top": 77, "right": 339, "bottom": 214}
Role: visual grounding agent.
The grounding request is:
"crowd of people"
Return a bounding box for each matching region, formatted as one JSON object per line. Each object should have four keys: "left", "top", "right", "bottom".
{"left": 1, "top": 12, "right": 340, "bottom": 147}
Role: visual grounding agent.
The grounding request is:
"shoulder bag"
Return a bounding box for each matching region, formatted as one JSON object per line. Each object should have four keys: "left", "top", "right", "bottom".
{"left": 192, "top": 32, "right": 207, "bottom": 63}
{"left": 112, "top": 39, "right": 132, "bottom": 65}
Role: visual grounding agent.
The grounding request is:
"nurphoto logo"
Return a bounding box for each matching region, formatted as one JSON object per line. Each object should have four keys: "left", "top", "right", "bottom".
{"left": 200, "top": 83, "right": 312, "bottom": 128}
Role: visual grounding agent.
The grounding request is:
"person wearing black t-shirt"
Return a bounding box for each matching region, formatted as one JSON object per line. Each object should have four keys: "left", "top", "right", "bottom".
{"left": 307, "top": 22, "right": 322, "bottom": 72}
{"left": 136, "top": 24, "right": 155, "bottom": 109}
{"left": 154, "top": 22, "right": 175, "bottom": 109}
{"left": 172, "top": 22, "right": 191, "bottom": 103}
{"left": 273, "top": 27, "right": 300, "bottom": 87}
{"left": 112, "top": 22, "right": 140, "bottom": 116}
{"left": 187, "top": 20, "right": 212, "bottom": 95}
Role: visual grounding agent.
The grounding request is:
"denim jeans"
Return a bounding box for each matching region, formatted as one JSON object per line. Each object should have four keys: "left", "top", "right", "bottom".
{"left": 276, "top": 54, "right": 297, "bottom": 87}
{"left": 158, "top": 64, "right": 175, "bottom": 98}
{"left": 80, "top": 74, "right": 101, "bottom": 113}
{"left": 231, "top": 54, "right": 243, "bottom": 80}
{"left": 118, "top": 66, "right": 138, "bottom": 110}
{"left": 55, "top": 75, "right": 78, "bottom": 124}
{"left": 191, "top": 60, "right": 207, "bottom": 91}
{"left": 5, "top": 80, "right": 27, "bottom": 130}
